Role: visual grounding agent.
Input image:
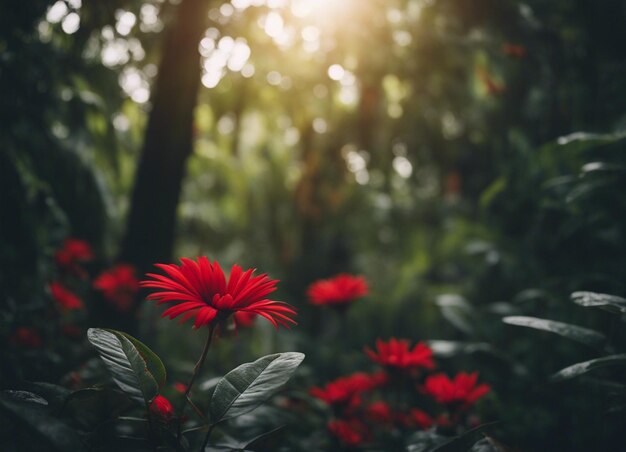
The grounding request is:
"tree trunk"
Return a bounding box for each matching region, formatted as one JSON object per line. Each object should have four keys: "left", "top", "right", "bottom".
{"left": 118, "top": 0, "right": 210, "bottom": 331}
{"left": 121, "top": 0, "right": 209, "bottom": 272}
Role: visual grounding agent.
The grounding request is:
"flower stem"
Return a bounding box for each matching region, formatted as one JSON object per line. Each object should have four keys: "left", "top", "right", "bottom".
{"left": 200, "top": 423, "right": 216, "bottom": 451}
{"left": 177, "top": 326, "right": 215, "bottom": 440}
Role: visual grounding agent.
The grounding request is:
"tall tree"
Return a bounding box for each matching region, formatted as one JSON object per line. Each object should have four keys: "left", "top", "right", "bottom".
{"left": 121, "top": 0, "right": 210, "bottom": 275}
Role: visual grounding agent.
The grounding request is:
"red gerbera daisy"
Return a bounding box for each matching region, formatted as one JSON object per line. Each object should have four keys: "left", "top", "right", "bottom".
{"left": 310, "top": 372, "right": 386, "bottom": 407}
{"left": 140, "top": 257, "right": 296, "bottom": 329}
{"left": 423, "top": 372, "right": 490, "bottom": 408}
{"left": 49, "top": 282, "right": 84, "bottom": 310}
{"left": 94, "top": 264, "right": 140, "bottom": 312}
{"left": 365, "top": 401, "right": 393, "bottom": 423}
{"left": 307, "top": 273, "right": 368, "bottom": 307}
{"left": 234, "top": 311, "right": 257, "bottom": 328}
{"left": 54, "top": 238, "right": 93, "bottom": 277}
{"left": 328, "top": 419, "right": 368, "bottom": 446}
{"left": 365, "top": 338, "right": 435, "bottom": 371}
{"left": 409, "top": 408, "right": 434, "bottom": 429}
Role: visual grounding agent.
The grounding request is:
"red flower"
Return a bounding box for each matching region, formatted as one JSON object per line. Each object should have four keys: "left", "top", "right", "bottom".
{"left": 307, "top": 274, "right": 368, "bottom": 307}
{"left": 310, "top": 372, "right": 386, "bottom": 407}
{"left": 10, "top": 327, "right": 42, "bottom": 348}
{"left": 328, "top": 419, "right": 368, "bottom": 447}
{"left": 61, "top": 324, "right": 83, "bottom": 339}
{"left": 94, "top": 264, "right": 140, "bottom": 312}
{"left": 54, "top": 238, "right": 93, "bottom": 277}
{"left": 141, "top": 257, "right": 296, "bottom": 329}
{"left": 173, "top": 382, "right": 188, "bottom": 393}
{"left": 501, "top": 43, "right": 527, "bottom": 59}
{"left": 365, "top": 401, "right": 393, "bottom": 423}
{"left": 49, "top": 282, "right": 84, "bottom": 310}
{"left": 149, "top": 395, "right": 174, "bottom": 421}
{"left": 234, "top": 311, "right": 257, "bottom": 328}
{"left": 423, "top": 372, "right": 490, "bottom": 407}
{"left": 365, "top": 338, "right": 435, "bottom": 371}
{"left": 409, "top": 409, "right": 434, "bottom": 429}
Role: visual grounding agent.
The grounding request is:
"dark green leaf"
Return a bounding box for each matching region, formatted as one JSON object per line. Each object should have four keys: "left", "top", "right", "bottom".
{"left": 436, "top": 295, "right": 475, "bottom": 335}
{"left": 428, "top": 341, "right": 492, "bottom": 358}
{"left": 87, "top": 328, "right": 160, "bottom": 404}
{"left": 119, "top": 332, "right": 167, "bottom": 389}
{"left": 0, "top": 391, "right": 86, "bottom": 451}
{"left": 1, "top": 390, "right": 47, "bottom": 406}
{"left": 209, "top": 353, "right": 304, "bottom": 424}
{"left": 207, "top": 425, "right": 285, "bottom": 451}
{"left": 428, "top": 422, "right": 498, "bottom": 452}
{"left": 503, "top": 316, "right": 606, "bottom": 348}
{"left": 571, "top": 291, "right": 626, "bottom": 314}
{"left": 63, "top": 387, "right": 132, "bottom": 428}
{"left": 551, "top": 354, "right": 626, "bottom": 382}
{"left": 406, "top": 430, "right": 448, "bottom": 452}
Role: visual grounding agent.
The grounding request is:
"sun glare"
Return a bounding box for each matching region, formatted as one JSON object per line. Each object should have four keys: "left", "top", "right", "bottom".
{"left": 290, "top": 0, "right": 346, "bottom": 19}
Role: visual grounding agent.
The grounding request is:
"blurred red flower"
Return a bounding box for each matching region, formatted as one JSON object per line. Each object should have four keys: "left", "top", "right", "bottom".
{"left": 501, "top": 42, "right": 527, "bottom": 58}
{"left": 307, "top": 273, "right": 368, "bottom": 307}
{"left": 61, "top": 324, "right": 83, "bottom": 339}
{"left": 423, "top": 372, "right": 490, "bottom": 407}
{"left": 310, "top": 372, "right": 386, "bottom": 408}
{"left": 10, "top": 327, "right": 42, "bottom": 348}
{"left": 54, "top": 238, "right": 93, "bottom": 277}
{"left": 365, "top": 401, "right": 393, "bottom": 423}
{"left": 328, "top": 419, "right": 368, "bottom": 447}
{"left": 173, "top": 382, "right": 188, "bottom": 393}
{"left": 49, "top": 282, "right": 84, "bottom": 310}
{"left": 409, "top": 408, "right": 434, "bottom": 429}
{"left": 94, "top": 264, "right": 140, "bottom": 312}
{"left": 141, "top": 257, "right": 296, "bottom": 329}
{"left": 365, "top": 338, "right": 435, "bottom": 371}
{"left": 149, "top": 395, "right": 174, "bottom": 421}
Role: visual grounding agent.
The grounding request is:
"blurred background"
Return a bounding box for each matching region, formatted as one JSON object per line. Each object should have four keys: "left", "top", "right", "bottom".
{"left": 2, "top": 0, "right": 626, "bottom": 450}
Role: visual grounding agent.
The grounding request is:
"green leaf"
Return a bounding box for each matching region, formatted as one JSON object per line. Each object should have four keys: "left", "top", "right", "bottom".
{"left": 119, "top": 331, "right": 167, "bottom": 388}
{"left": 207, "top": 426, "right": 285, "bottom": 451}
{"left": 87, "top": 328, "right": 160, "bottom": 404}
{"left": 0, "top": 390, "right": 86, "bottom": 451}
{"left": 436, "top": 295, "right": 476, "bottom": 335}
{"left": 209, "top": 352, "right": 304, "bottom": 424}
{"left": 571, "top": 291, "right": 626, "bottom": 314}
{"left": 428, "top": 422, "right": 499, "bottom": 452}
{"left": 62, "top": 387, "right": 132, "bottom": 429}
{"left": 428, "top": 340, "right": 492, "bottom": 358}
{"left": 502, "top": 316, "right": 606, "bottom": 348}
{"left": 1, "top": 390, "right": 48, "bottom": 406}
{"left": 551, "top": 354, "right": 626, "bottom": 382}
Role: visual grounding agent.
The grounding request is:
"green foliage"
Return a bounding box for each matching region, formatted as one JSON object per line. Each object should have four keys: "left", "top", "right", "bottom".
{"left": 209, "top": 353, "right": 305, "bottom": 424}
{"left": 502, "top": 316, "right": 606, "bottom": 349}
{"left": 87, "top": 328, "right": 162, "bottom": 404}
{"left": 3, "top": 0, "right": 626, "bottom": 450}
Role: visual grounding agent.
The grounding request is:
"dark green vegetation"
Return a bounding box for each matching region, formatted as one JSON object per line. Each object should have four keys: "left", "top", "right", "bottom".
{"left": 2, "top": 0, "right": 626, "bottom": 450}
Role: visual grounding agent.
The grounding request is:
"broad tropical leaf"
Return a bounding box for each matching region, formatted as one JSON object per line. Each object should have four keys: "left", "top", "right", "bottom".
{"left": 119, "top": 332, "right": 167, "bottom": 388}
{"left": 571, "top": 291, "right": 626, "bottom": 314}
{"left": 503, "top": 316, "right": 606, "bottom": 348}
{"left": 428, "top": 422, "right": 498, "bottom": 452}
{"left": 87, "top": 328, "right": 160, "bottom": 404}
{"left": 0, "top": 390, "right": 85, "bottom": 451}
{"left": 206, "top": 426, "right": 285, "bottom": 451}
{"left": 209, "top": 352, "right": 304, "bottom": 424}
{"left": 551, "top": 354, "right": 626, "bottom": 382}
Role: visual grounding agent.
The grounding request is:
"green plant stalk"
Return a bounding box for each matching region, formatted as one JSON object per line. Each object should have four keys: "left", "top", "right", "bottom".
{"left": 177, "top": 326, "right": 215, "bottom": 440}
{"left": 200, "top": 423, "right": 216, "bottom": 451}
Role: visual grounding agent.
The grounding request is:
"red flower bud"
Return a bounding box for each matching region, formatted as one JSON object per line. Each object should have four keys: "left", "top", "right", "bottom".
{"left": 149, "top": 395, "right": 174, "bottom": 421}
